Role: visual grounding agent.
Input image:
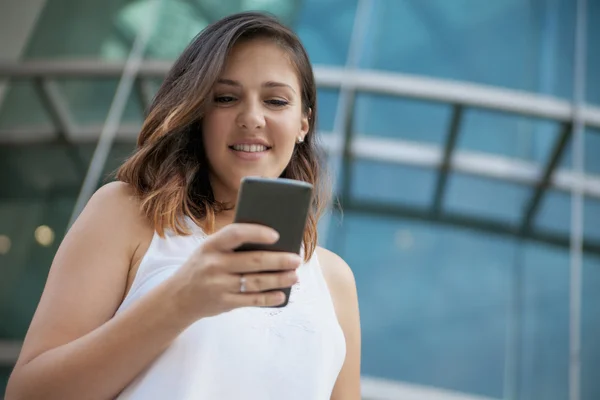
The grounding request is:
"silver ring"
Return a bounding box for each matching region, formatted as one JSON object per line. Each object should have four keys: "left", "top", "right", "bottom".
{"left": 239, "top": 275, "right": 247, "bottom": 293}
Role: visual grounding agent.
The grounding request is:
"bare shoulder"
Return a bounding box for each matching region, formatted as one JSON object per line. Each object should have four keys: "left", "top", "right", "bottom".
{"left": 70, "top": 181, "right": 152, "bottom": 246}
{"left": 83, "top": 181, "right": 147, "bottom": 225}
{"left": 315, "top": 246, "right": 357, "bottom": 294}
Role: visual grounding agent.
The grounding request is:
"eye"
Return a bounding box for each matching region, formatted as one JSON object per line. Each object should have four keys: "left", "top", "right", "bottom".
{"left": 214, "top": 96, "right": 236, "bottom": 104}
{"left": 266, "top": 99, "right": 289, "bottom": 107}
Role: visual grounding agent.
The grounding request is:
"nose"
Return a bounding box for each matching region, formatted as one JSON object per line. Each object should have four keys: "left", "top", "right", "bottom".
{"left": 236, "top": 99, "right": 265, "bottom": 130}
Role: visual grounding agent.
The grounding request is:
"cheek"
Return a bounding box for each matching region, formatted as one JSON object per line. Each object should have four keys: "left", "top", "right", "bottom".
{"left": 272, "top": 115, "right": 301, "bottom": 147}
{"left": 202, "top": 113, "right": 228, "bottom": 149}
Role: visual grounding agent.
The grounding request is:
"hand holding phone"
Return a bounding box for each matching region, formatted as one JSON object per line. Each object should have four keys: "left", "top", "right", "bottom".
{"left": 233, "top": 176, "right": 313, "bottom": 307}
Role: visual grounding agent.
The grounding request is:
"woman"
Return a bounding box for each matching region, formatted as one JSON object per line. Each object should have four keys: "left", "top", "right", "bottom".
{"left": 6, "top": 11, "right": 361, "bottom": 400}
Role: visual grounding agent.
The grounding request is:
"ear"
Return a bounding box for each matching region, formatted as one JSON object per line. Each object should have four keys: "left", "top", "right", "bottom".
{"left": 300, "top": 107, "right": 311, "bottom": 137}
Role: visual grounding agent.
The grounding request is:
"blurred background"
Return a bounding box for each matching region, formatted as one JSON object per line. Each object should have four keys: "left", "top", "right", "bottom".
{"left": 0, "top": 0, "right": 599, "bottom": 399}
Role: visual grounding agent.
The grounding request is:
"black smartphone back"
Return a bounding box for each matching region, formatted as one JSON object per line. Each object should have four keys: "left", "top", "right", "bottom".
{"left": 233, "top": 176, "right": 313, "bottom": 307}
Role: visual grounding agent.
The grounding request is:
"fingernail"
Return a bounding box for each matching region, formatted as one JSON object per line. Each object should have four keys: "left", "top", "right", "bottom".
{"left": 270, "top": 230, "right": 280, "bottom": 241}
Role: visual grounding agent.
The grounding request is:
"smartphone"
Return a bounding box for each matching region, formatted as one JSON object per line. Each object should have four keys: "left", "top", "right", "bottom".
{"left": 233, "top": 176, "right": 313, "bottom": 307}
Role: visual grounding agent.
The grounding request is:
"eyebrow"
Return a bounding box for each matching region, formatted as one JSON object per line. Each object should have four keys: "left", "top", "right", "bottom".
{"left": 216, "top": 78, "right": 296, "bottom": 94}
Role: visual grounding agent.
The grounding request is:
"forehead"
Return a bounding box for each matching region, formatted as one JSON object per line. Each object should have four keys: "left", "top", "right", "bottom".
{"left": 219, "top": 38, "right": 300, "bottom": 88}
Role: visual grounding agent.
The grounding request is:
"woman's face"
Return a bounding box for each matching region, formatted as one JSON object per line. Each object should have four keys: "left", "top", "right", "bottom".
{"left": 202, "top": 38, "right": 309, "bottom": 203}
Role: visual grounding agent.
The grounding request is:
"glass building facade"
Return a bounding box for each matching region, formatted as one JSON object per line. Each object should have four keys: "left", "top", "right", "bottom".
{"left": 1, "top": 0, "right": 599, "bottom": 399}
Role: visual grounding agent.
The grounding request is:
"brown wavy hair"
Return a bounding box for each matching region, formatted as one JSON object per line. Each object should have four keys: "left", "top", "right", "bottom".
{"left": 116, "top": 11, "right": 329, "bottom": 260}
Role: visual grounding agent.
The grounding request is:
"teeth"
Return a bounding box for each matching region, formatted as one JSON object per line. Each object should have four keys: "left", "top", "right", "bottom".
{"left": 232, "top": 144, "right": 268, "bottom": 152}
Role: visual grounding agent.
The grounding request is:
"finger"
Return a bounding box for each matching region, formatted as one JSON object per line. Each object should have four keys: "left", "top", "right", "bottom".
{"left": 224, "top": 291, "right": 288, "bottom": 308}
{"left": 204, "top": 223, "right": 279, "bottom": 253}
{"left": 227, "top": 270, "right": 298, "bottom": 294}
{"left": 221, "top": 251, "right": 302, "bottom": 274}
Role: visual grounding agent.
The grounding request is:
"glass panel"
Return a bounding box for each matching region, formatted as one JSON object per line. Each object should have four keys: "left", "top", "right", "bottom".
{"left": 359, "top": 0, "right": 575, "bottom": 99}
{"left": 458, "top": 108, "right": 562, "bottom": 164}
{"left": 0, "top": 142, "right": 135, "bottom": 340}
{"left": 518, "top": 242, "right": 569, "bottom": 400}
{"left": 350, "top": 159, "right": 436, "bottom": 208}
{"left": 354, "top": 94, "right": 452, "bottom": 144}
{"left": 22, "top": 0, "right": 137, "bottom": 60}
{"left": 57, "top": 79, "right": 144, "bottom": 126}
{"left": 295, "top": 0, "right": 359, "bottom": 66}
{"left": 586, "top": 0, "right": 600, "bottom": 105}
{"left": 584, "top": 197, "right": 600, "bottom": 243}
{"left": 325, "top": 210, "right": 573, "bottom": 399}
{"left": 585, "top": 128, "right": 600, "bottom": 175}
{"left": 326, "top": 211, "right": 514, "bottom": 398}
{"left": 534, "top": 190, "right": 571, "bottom": 236}
{"left": 444, "top": 173, "right": 530, "bottom": 226}
{"left": 533, "top": 193, "right": 599, "bottom": 245}
{"left": 315, "top": 88, "right": 338, "bottom": 132}
{"left": 0, "top": 82, "right": 54, "bottom": 138}
{"left": 582, "top": 253, "right": 600, "bottom": 400}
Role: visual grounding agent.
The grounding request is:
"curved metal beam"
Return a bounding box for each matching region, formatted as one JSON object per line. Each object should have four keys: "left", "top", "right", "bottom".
{"left": 1, "top": 60, "right": 600, "bottom": 129}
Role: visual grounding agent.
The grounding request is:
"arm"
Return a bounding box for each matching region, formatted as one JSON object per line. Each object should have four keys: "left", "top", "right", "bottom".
{"left": 6, "top": 181, "right": 301, "bottom": 400}
{"left": 316, "top": 247, "right": 362, "bottom": 400}
{"left": 5, "top": 182, "right": 191, "bottom": 400}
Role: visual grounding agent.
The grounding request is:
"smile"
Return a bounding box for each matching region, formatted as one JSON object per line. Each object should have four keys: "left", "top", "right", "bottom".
{"left": 229, "top": 144, "right": 271, "bottom": 153}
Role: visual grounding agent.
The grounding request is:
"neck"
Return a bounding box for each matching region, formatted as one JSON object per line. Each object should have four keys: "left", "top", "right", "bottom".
{"left": 207, "top": 174, "right": 238, "bottom": 232}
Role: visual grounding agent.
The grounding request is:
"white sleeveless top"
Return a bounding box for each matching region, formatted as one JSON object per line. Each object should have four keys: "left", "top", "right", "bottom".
{"left": 114, "top": 218, "right": 346, "bottom": 400}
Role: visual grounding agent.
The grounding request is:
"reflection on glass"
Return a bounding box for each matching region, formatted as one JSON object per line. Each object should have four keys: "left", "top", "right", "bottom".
{"left": 0, "top": 235, "right": 11, "bottom": 255}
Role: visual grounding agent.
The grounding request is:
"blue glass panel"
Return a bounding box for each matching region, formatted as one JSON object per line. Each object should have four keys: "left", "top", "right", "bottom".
{"left": 350, "top": 160, "right": 436, "bottom": 207}
{"left": 316, "top": 88, "right": 339, "bottom": 132}
{"left": 325, "top": 210, "right": 573, "bottom": 399}
{"left": 533, "top": 192, "right": 600, "bottom": 243}
{"left": 585, "top": 128, "right": 600, "bottom": 175}
{"left": 326, "top": 211, "right": 514, "bottom": 397}
{"left": 444, "top": 173, "right": 530, "bottom": 226}
{"left": 354, "top": 94, "right": 452, "bottom": 144}
{"left": 360, "top": 0, "right": 575, "bottom": 99}
{"left": 587, "top": 0, "right": 600, "bottom": 105}
{"left": 518, "top": 242, "right": 569, "bottom": 400}
{"left": 295, "top": 0, "right": 358, "bottom": 66}
{"left": 559, "top": 135, "right": 573, "bottom": 170}
{"left": 458, "top": 108, "right": 561, "bottom": 164}
{"left": 534, "top": 190, "right": 571, "bottom": 236}
{"left": 582, "top": 254, "right": 600, "bottom": 400}
{"left": 584, "top": 197, "right": 600, "bottom": 243}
